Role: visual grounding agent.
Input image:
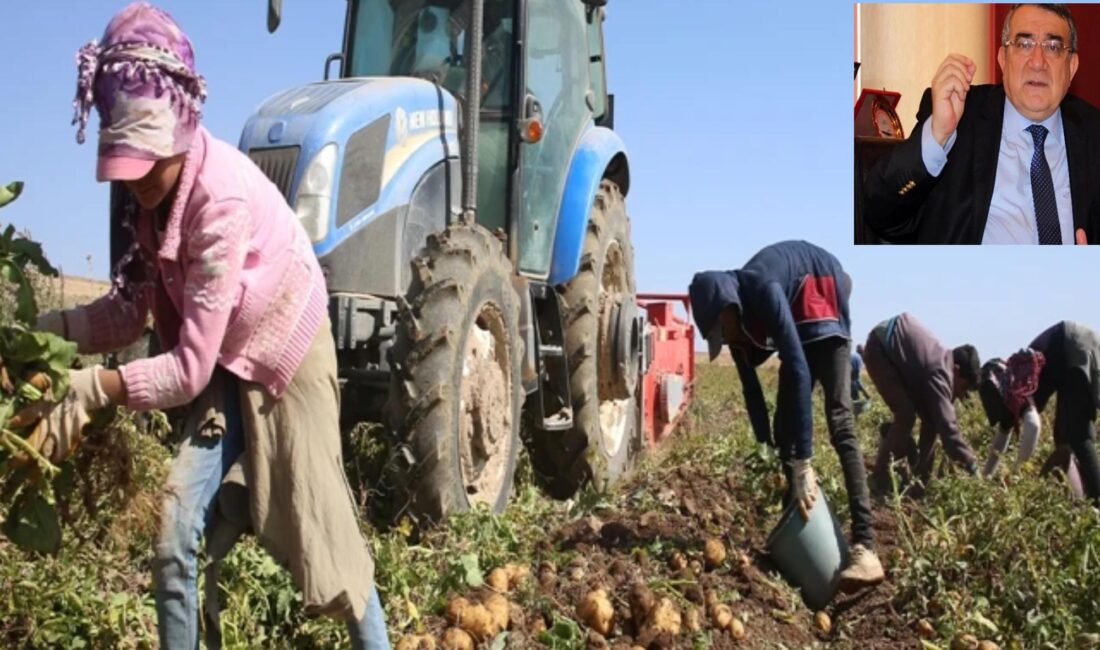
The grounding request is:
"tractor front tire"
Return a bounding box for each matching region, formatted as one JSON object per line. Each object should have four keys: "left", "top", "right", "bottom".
{"left": 388, "top": 223, "right": 524, "bottom": 525}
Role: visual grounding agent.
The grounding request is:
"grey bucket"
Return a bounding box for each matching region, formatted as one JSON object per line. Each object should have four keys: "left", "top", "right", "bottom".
{"left": 765, "top": 487, "right": 850, "bottom": 610}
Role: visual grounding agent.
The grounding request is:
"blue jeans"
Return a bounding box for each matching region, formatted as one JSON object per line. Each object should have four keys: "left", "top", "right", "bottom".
{"left": 153, "top": 378, "right": 391, "bottom": 649}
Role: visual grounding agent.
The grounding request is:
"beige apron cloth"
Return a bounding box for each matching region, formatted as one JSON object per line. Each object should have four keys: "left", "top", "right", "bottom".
{"left": 195, "top": 322, "right": 374, "bottom": 645}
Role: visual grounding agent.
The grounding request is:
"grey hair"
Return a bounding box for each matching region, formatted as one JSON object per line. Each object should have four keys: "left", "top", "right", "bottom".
{"left": 1002, "top": 4, "right": 1078, "bottom": 53}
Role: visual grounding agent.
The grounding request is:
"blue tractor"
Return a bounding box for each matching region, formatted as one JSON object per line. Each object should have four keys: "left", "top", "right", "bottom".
{"left": 240, "top": 0, "right": 641, "bottom": 523}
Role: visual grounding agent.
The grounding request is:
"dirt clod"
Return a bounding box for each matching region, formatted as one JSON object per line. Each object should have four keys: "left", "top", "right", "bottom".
{"left": 629, "top": 582, "right": 656, "bottom": 627}
{"left": 916, "top": 618, "right": 936, "bottom": 638}
{"left": 586, "top": 629, "right": 610, "bottom": 649}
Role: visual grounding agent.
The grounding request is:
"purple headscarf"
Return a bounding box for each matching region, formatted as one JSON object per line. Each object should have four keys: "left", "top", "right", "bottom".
{"left": 72, "top": 2, "right": 207, "bottom": 182}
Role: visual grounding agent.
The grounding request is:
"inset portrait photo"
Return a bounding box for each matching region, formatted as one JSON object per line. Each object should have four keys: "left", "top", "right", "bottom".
{"left": 855, "top": 3, "right": 1100, "bottom": 244}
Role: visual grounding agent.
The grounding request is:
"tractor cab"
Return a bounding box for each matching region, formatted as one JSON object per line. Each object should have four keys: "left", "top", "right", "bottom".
{"left": 337, "top": 0, "right": 615, "bottom": 274}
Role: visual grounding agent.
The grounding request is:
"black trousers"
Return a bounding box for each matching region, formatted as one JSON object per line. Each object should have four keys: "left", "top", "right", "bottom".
{"left": 1051, "top": 369, "right": 1100, "bottom": 502}
{"left": 774, "top": 338, "right": 875, "bottom": 547}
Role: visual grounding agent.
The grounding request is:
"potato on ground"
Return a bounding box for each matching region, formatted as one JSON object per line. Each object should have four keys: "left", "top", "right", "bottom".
{"left": 484, "top": 594, "right": 510, "bottom": 632}
{"left": 396, "top": 635, "right": 437, "bottom": 650}
{"left": 441, "top": 628, "right": 474, "bottom": 650}
{"left": 703, "top": 537, "right": 727, "bottom": 569}
{"left": 487, "top": 567, "right": 510, "bottom": 592}
{"left": 729, "top": 618, "right": 746, "bottom": 640}
{"left": 644, "top": 598, "right": 681, "bottom": 636}
{"left": 710, "top": 603, "right": 733, "bottom": 631}
{"left": 683, "top": 605, "right": 702, "bottom": 633}
{"left": 578, "top": 589, "right": 615, "bottom": 637}
{"left": 814, "top": 611, "right": 832, "bottom": 634}
{"left": 504, "top": 562, "right": 530, "bottom": 589}
{"left": 445, "top": 597, "right": 498, "bottom": 641}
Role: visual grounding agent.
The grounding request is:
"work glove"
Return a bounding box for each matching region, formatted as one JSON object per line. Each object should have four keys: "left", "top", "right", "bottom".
{"left": 792, "top": 457, "right": 818, "bottom": 521}
{"left": 16, "top": 366, "right": 110, "bottom": 464}
{"left": 1013, "top": 406, "right": 1041, "bottom": 472}
{"left": 36, "top": 310, "right": 66, "bottom": 337}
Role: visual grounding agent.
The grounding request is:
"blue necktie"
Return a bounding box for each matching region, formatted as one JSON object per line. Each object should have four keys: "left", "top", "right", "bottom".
{"left": 1027, "top": 124, "right": 1062, "bottom": 245}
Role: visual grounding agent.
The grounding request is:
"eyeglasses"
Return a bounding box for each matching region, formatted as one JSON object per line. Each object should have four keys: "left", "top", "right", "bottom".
{"left": 1004, "top": 37, "right": 1075, "bottom": 58}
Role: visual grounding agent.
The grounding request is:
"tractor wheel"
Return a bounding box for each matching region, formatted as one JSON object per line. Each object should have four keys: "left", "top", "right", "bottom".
{"left": 387, "top": 222, "right": 524, "bottom": 525}
{"left": 545, "top": 180, "right": 640, "bottom": 495}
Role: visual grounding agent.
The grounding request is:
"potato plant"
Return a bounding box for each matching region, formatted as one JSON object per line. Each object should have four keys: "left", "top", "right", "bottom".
{"left": 0, "top": 181, "right": 153, "bottom": 556}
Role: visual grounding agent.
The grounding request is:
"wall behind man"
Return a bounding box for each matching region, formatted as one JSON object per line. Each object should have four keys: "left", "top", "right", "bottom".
{"left": 992, "top": 4, "right": 1100, "bottom": 111}
{"left": 857, "top": 4, "right": 993, "bottom": 136}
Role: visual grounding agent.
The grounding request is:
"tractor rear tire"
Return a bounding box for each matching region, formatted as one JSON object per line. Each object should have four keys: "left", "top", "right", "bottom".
{"left": 541, "top": 180, "right": 639, "bottom": 496}
{"left": 387, "top": 223, "right": 524, "bottom": 525}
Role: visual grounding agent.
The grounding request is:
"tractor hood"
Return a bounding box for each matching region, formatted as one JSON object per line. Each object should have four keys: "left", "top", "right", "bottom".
{"left": 239, "top": 77, "right": 459, "bottom": 257}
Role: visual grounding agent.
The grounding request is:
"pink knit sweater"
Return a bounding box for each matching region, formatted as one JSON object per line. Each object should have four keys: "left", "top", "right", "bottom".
{"left": 66, "top": 127, "right": 328, "bottom": 411}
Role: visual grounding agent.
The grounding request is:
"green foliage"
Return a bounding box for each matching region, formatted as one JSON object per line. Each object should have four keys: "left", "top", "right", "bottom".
{"left": 0, "top": 181, "right": 23, "bottom": 209}
{"left": 0, "top": 237, "right": 79, "bottom": 555}
{"left": 3, "top": 342, "right": 1097, "bottom": 647}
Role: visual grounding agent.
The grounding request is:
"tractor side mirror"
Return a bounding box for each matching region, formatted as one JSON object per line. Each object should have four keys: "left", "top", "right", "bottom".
{"left": 267, "top": 0, "right": 283, "bottom": 33}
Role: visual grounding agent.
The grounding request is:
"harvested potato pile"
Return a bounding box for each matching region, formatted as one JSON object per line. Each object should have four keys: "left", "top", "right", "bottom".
{"left": 444, "top": 591, "right": 516, "bottom": 642}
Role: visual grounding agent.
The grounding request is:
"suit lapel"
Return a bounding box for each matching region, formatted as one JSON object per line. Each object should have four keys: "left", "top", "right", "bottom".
{"left": 1063, "top": 101, "right": 1088, "bottom": 233}
{"left": 971, "top": 86, "right": 1005, "bottom": 242}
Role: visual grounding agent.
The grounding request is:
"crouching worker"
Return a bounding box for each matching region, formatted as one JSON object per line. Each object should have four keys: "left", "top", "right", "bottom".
{"left": 978, "top": 322, "right": 1100, "bottom": 502}
{"left": 978, "top": 354, "right": 1047, "bottom": 477}
{"left": 689, "top": 240, "right": 884, "bottom": 591}
{"left": 862, "top": 313, "right": 980, "bottom": 495}
{"left": 30, "top": 4, "right": 390, "bottom": 647}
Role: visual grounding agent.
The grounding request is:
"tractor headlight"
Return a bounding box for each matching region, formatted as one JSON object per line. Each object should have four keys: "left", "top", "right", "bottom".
{"left": 294, "top": 143, "right": 338, "bottom": 242}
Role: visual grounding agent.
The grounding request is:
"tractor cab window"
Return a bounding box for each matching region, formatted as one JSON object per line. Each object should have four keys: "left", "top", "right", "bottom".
{"left": 346, "top": 0, "right": 514, "bottom": 111}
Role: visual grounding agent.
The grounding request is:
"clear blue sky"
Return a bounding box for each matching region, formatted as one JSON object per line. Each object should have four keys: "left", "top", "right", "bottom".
{"left": 1, "top": 0, "right": 1098, "bottom": 362}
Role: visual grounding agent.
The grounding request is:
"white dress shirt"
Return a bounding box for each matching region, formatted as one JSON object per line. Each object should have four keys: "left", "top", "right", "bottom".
{"left": 921, "top": 101, "right": 1074, "bottom": 245}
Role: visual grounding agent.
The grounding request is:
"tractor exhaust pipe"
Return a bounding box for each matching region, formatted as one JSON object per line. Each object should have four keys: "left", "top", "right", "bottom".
{"left": 461, "top": 0, "right": 485, "bottom": 222}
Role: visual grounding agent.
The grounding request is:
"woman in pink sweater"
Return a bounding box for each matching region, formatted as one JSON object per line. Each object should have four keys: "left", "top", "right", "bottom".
{"left": 34, "top": 3, "right": 389, "bottom": 647}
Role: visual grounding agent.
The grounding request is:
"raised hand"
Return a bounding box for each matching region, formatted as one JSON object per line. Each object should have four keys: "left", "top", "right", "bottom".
{"left": 930, "top": 54, "right": 977, "bottom": 146}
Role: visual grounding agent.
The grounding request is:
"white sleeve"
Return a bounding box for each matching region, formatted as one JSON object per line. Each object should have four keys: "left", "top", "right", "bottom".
{"left": 1013, "top": 407, "right": 1042, "bottom": 472}
{"left": 982, "top": 424, "right": 1012, "bottom": 478}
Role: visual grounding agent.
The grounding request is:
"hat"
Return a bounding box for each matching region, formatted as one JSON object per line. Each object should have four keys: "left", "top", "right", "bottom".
{"left": 71, "top": 2, "right": 207, "bottom": 182}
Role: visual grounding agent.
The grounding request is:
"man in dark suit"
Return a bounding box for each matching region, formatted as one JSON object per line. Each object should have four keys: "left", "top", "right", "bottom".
{"left": 863, "top": 4, "right": 1100, "bottom": 244}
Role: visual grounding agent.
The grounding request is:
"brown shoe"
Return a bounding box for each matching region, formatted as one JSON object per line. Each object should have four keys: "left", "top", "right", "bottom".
{"left": 838, "top": 544, "right": 885, "bottom": 593}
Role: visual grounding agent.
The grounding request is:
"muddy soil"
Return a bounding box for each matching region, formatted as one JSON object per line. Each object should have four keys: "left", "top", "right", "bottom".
{"left": 417, "top": 457, "right": 920, "bottom": 649}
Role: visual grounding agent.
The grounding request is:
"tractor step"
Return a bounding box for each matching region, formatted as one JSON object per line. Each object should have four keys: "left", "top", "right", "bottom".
{"left": 530, "top": 284, "right": 573, "bottom": 431}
